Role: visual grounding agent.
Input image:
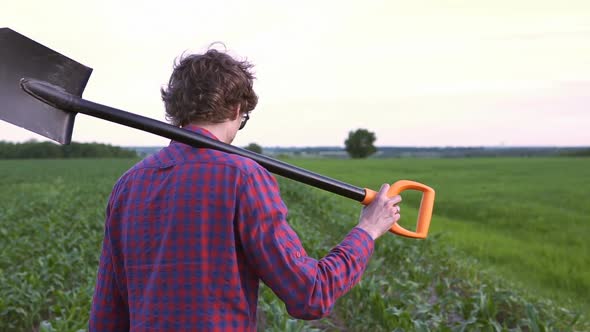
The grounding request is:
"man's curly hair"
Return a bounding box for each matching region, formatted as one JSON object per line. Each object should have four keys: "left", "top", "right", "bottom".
{"left": 161, "top": 48, "right": 258, "bottom": 127}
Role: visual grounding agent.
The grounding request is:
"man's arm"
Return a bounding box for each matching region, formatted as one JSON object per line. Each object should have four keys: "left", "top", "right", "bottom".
{"left": 89, "top": 193, "right": 129, "bottom": 331}
{"left": 237, "top": 167, "right": 395, "bottom": 319}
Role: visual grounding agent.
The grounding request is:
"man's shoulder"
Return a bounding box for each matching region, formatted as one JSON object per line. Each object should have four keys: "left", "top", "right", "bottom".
{"left": 109, "top": 147, "right": 171, "bottom": 187}
{"left": 114, "top": 144, "right": 272, "bottom": 185}
{"left": 204, "top": 149, "right": 269, "bottom": 178}
{"left": 155, "top": 143, "right": 268, "bottom": 176}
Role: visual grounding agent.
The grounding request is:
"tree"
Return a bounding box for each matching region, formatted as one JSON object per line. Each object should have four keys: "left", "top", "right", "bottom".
{"left": 344, "top": 129, "right": 377, "bottom": 158}
{"left": 244, "top": 143, "right": 263, "bottom": 154}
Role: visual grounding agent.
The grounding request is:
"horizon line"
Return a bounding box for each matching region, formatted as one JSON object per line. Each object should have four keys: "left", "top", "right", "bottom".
{"left": 125, "top": 145, "right": 590, "bottom": 149}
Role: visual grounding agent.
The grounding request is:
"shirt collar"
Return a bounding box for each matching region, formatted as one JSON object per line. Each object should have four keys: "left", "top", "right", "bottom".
{"left": 170, "top": 124, "right": 220, "bottom": 146}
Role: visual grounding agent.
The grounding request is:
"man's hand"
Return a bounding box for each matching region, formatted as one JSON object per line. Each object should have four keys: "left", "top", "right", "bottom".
{"left": 357, "top": 184, "right": 402, "bottom": 240}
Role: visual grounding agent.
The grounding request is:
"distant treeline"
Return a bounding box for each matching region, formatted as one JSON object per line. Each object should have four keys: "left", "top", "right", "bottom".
{"left": 263, "top": 146, "right": 590, "bottom": 158}
{"left": 560, "top": 148, "right": 590, "bottom": 157}
{"left": 0, "top": 141, "right": 138, "bottom": 159}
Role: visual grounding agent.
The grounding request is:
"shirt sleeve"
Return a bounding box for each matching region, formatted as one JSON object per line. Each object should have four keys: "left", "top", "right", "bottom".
{"left": 236, "top": 166, "right": 375, "bottom": 320}
{"left": 89, "top": 188, "right": 129, "bottom": 331}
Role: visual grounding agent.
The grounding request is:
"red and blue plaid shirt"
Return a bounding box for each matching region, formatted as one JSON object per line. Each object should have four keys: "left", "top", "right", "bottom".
{"left": 89, "top": 125, "right": 374, "bottom": 331}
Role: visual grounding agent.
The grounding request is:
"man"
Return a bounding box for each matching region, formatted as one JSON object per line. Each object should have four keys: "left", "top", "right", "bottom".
{"left": 89, "top": 48, "right": 402, "bottom": 331}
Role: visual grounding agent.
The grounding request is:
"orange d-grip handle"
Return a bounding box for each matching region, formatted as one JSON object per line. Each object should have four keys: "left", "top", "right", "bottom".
{"left": 361, "top": 180, "right": 435, "bottom": 239}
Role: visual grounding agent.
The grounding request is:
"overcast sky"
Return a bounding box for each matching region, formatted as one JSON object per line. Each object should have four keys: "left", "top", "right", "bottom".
{"left": 2, "top": 0, "right": 589, "bottom": 147}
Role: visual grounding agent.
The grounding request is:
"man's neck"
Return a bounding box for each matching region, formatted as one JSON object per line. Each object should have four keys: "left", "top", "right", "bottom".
{"left": 189, "top": 122, "right": 234, "bottom": 144}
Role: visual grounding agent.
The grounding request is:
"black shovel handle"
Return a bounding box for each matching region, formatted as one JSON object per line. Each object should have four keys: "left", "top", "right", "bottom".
{"left": 21, "top": 78, "right": 368, "bottom": 202}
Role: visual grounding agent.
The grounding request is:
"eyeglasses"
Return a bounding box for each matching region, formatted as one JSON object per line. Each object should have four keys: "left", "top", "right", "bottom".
{"left": 239, "top": 112, "right": 250, "bottom": 130}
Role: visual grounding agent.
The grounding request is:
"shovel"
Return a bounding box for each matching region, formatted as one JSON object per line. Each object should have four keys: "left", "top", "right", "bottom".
{"left": 0, "top": 27, "right": 435, "bottom": 239}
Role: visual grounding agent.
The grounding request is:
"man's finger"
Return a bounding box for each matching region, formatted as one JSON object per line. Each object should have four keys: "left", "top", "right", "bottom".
{"left": 376, "top": 183, "right": 390, "bottom": 199}
{"left": 388, "top": 194, "right": 402, "bottom": 205}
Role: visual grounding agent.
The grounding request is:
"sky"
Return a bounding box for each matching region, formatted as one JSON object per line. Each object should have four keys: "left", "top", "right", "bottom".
{"left": 1, "top": 0, "right": 589, "bottom": 147}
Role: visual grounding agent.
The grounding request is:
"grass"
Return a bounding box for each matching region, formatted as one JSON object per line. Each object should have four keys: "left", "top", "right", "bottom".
{"left": 0, "top": 157, "right": 588, "bottom": 331}
{"left": 263, "top": 174, "right": 587, "bottom": 331}
{"left": 0, "top": 159, "right": 135, "bottom": 331}
{"left": 288, "top": 157, "right": 590, "bottom": 314}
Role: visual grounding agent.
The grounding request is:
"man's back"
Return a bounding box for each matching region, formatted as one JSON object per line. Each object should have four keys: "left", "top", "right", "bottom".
{"left": 91, "top": 127, "right": 275, "bottom": 330}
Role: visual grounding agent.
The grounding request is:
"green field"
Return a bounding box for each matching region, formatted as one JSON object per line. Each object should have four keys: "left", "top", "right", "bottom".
{"left": 0, "top": 157, "right": 588, "bottom": 331}
{"left": 288, "top": 158, "right": 590, "bottom": 312}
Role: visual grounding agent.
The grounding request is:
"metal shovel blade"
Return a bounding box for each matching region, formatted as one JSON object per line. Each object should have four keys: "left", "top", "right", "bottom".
{"left": 0, "top": 27, "right": 92, "bottom": 144}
